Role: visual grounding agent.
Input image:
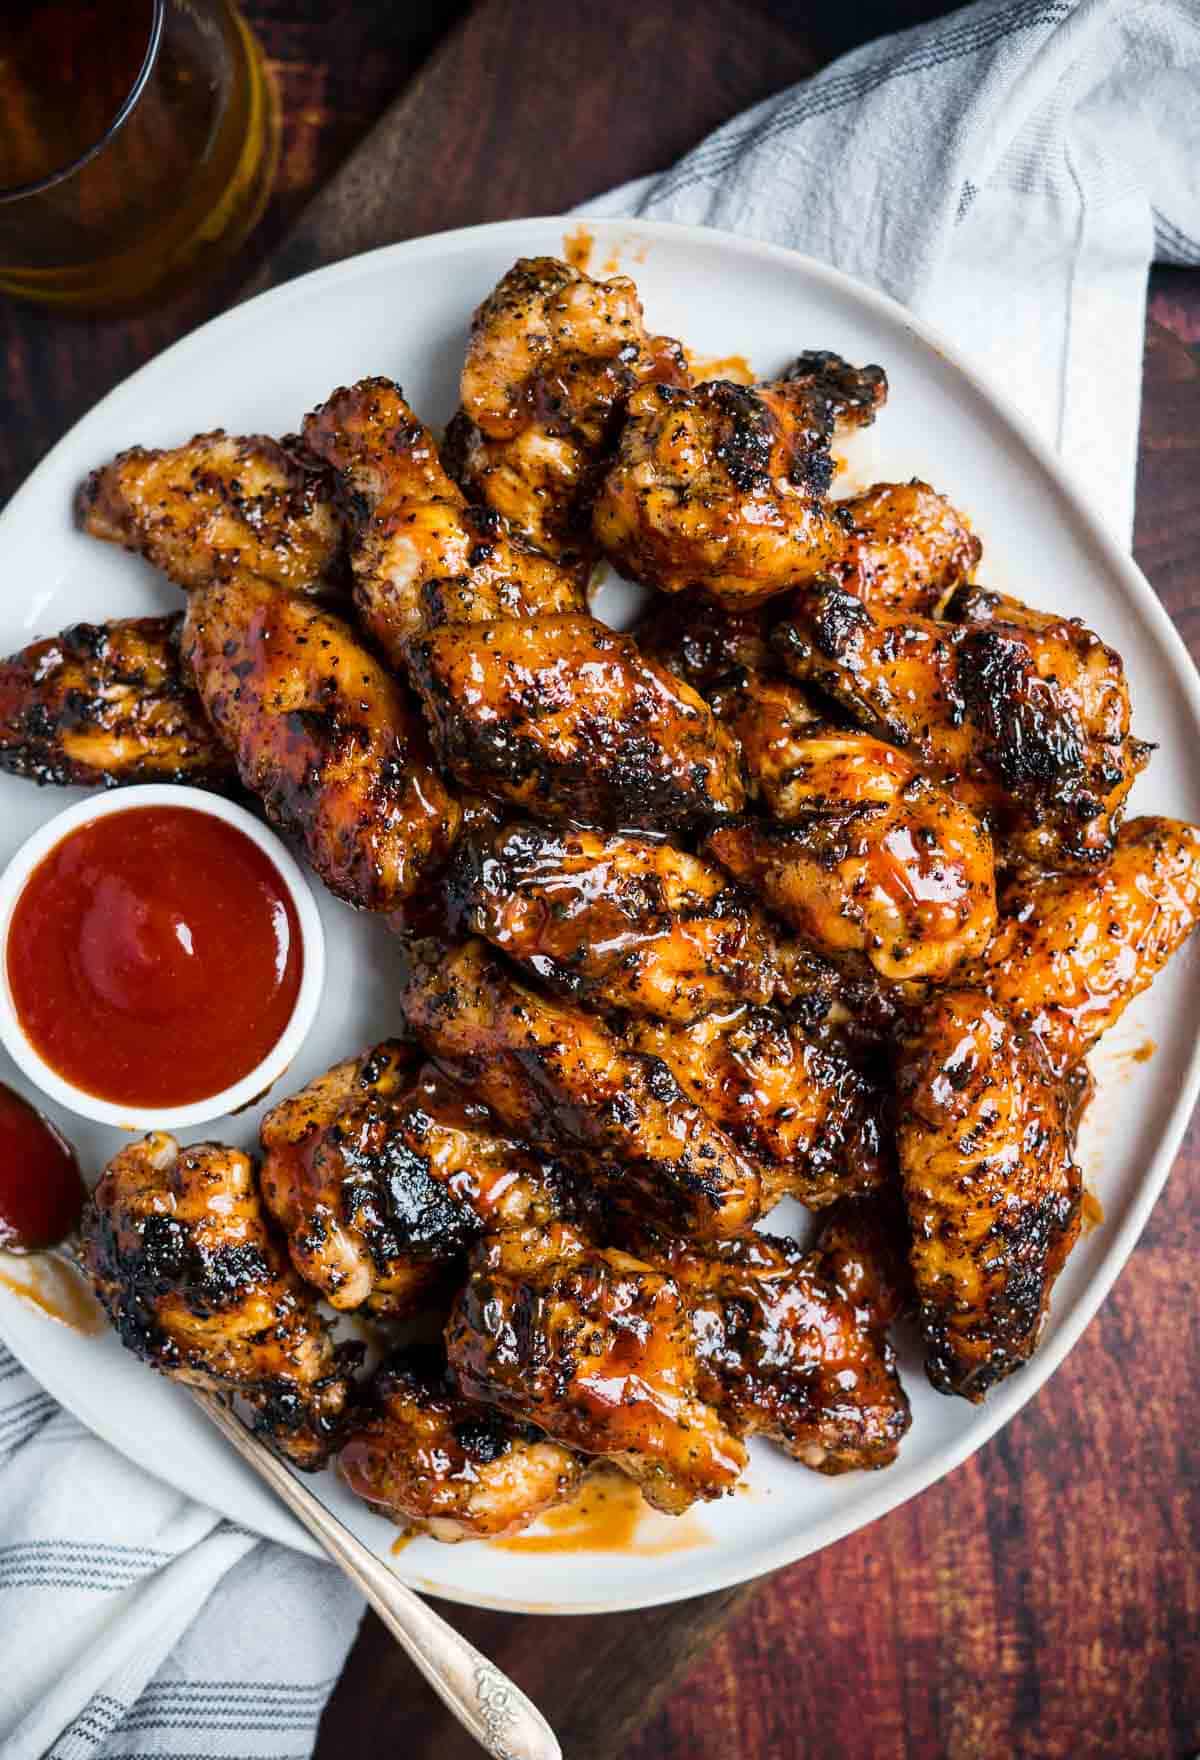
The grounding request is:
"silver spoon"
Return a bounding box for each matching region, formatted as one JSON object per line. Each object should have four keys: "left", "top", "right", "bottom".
{"left": 6, "top": 1249, "right": 560, "bottom": 1760}
{"left": 192, "top": 1388, "right": 559, "bottom": 1760}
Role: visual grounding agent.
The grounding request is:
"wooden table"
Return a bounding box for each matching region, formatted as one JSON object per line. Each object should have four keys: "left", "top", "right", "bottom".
{"left": 4, "top": 5, "right": 1198, "bottom": 1756}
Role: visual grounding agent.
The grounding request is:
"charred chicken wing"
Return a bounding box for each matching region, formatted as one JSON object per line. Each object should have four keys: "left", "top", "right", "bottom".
{"left": 896, "top": 989, "right": 1082, "bottom": 1401}
{"left": 76, "top": 431, "right": 343, "bottom": 595}
{"left": 980, "top": 815, "right": 1200, "bottom": 1073}
{"left": 302, "top": 377, "right": 583, "bottom": 662}
{"left": 81, "top": 1134, "right": 350, "bottom": 1467}
{"left": 0, "top": 614, "right": 232, "bottom": 790}
{"left": 624, "top": 1224, "right": 910, "bottom": 1472}
{"left": 443, "top": 256, "right": 689, "bottom": 567}
{"left": 446, "top": 820, "right": 825, "bottom": 1023}
{"left": 628, "top": 1004, "right": 889, "bottom": 1208}
{"left": 260, "top": 1042, "right": 578, "bottom": 1313}
{"left": 406, "top": 612, "right": 745, "bottom": 830}
{"left": 636, "top": 588, "right": 778, "bottom": 695}
{"left": 447, "top": 1221, "right": 748, "bottom": 1513}
{"left": 830, "top": 480, "right": 980, "bottom": 615}
{"left": 772, "top": 579, "right": 1146, "bottom": 867}
{"left": 593, "top": 353, "right": 886, "bottom": 607}
{"left": 400, "top": 937, "right": 763, "bottom": 1236}
{"left": 704, "top": 737, "right": 996, "bottom": 986}
{"left": 180, "top": 577, "right": 461, "bottom": 910}
{"left": 339, "top": 1348, "right": 583, "bottom": 1541}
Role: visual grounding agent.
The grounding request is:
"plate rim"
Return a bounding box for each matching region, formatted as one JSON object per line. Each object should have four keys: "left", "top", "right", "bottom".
{"left": 2, "top": 212, "right": 1198, "bottom": 1615}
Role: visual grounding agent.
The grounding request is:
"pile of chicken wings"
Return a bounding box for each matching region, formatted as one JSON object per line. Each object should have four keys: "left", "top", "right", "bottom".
{"left": 8, "top": 253, "right": 1193, "bottom": 1541}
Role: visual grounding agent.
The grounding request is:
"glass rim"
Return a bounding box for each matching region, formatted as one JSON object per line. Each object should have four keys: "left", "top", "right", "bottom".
{"left": 0, "top": 0, "right": 165, "bottom": 206}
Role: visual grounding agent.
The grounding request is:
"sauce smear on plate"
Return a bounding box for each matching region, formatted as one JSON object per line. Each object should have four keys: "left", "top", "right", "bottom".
{"left": 0, "top": 1081, "right": 86, "bottom": 1250}
{"left": 7, "top": 806, "right": 302, "bottom": 1108}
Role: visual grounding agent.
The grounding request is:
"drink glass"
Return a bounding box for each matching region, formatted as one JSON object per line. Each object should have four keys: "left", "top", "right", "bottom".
{"left": 0, "top": 0, "right": 279, "bottom": 309}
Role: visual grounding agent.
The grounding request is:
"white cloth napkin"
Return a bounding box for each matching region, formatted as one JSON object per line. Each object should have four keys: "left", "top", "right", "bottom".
{"left": 0, "top": 1339, "right": 361, "bottom": 1759}
{"left": 4, "top": 3, "right": 1200, "bottom": 1756}
{"left": 580, "top": 0, "right": 1200, "bottom": 542}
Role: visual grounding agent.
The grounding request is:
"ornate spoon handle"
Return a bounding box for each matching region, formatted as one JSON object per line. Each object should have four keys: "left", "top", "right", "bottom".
{"left": 193, "top": 1389, "right": 561, "bottom": 1760}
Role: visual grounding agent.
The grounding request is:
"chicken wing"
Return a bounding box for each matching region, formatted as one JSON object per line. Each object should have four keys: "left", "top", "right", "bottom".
{"left": 260, "top": 1041, "right": 578, "bottom": 1313}
{"left": 622, "top": 1224, "right": 910, "bottom": 1473}
{"left": 260, "top": 1039, "right": 428, "bottom": 1313}
{"left": 809, "top": 1191, "right": 912, "bottom": 1332}
{"left": 447, "top": 1221, "right": 748, "bottom": 1513}
{"left": 637, "top": 592, "right": 778, "bottom": 705}
{"left": 339, "top": 1348, "right": 583, "bottom": 1541}
{"left": 76, "top": 431, "right": 343, "bottom": 595}
{"left": 772, "top": 579, "right": 1146, "bottom": 867}
{"left": 830, "top": 480, "right": 980, "bottom": 615}
{"left": 896, "top": 989, "right": 1081, "bottom": 1401}
{"left": 703, "top": 749, "right": 996, "bottom": 986}
{"left": 400, "top": 937, "right": 763, "bottom": 1236}
{"left": 180, "top": 576, "right": 461, "bottom": 910}
{"left": 593, "top": 353, "right": 886, "bottom": 607}
{"left": 81, "top": 1133, "right": 351, "bottom": 1467}
{"left": 0, "top": 614, "right": 232, "bottom": 790}
{"left": 405, "top": 612, "right": 745, "bottom": 830}
{"left": 446, "top": 820, "right": 832, "bottom": 1024}
{"left": 979, "top": 816, "right": 1200, "bottom": 1073}
{"left": 628, "top": 1004, "right": 889, "bottom": 1208}
{"left": 443, "top": 256, "right": 689, "bottom": 567}
{"left": 301, "top": 377, "right": 583, "bottom": 663}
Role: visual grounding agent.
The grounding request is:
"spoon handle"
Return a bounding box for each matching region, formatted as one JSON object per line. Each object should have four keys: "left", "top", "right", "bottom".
{"left": 192, "top": 1390, "right": 561, "bottom": 1760}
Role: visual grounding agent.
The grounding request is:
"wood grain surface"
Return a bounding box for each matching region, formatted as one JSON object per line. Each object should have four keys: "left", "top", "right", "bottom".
{"left": 2, "top": 5, "right": 1198, "bottom": 1758}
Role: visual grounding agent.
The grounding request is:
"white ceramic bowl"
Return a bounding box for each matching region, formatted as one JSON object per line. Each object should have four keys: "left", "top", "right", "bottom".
{"left": 0, "top": 784, "right": 326, "bottom": 1131}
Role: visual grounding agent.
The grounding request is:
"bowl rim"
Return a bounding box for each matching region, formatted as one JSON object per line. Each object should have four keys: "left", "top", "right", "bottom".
{"left": 0, "top": 783, "right": 326, "bottom": 1131}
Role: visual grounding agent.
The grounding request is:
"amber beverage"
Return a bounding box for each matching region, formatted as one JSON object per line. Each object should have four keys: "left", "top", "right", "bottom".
{"left": 0, "top": 0, "right": 279, "bottom": 309}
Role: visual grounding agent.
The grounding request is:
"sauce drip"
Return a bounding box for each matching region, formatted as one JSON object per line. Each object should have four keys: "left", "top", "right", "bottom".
{"left": 562, "top": 225, "right": 594, "bottom": 272}
{"left": 0, "top": 1082, "right": 86, "bottom": 1251}
{"left": 0, "top": 1252, "right": 104, "bottom": 1335}
{"left": 1081, "top": 1189, "right": 1106, "bottom": 1233}
{"left": 685, "top": 350, "right": 756, "bottom": 386}
{"left": 7, "top": 806, "right": 302, "bottom": 1108}
{"left": 494, "top": 1470, "right": 709, "bottom": 1556}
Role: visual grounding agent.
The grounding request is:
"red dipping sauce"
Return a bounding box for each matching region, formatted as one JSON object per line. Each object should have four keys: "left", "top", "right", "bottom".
{"left": 0, "top": 1082, "right": 86, "bottom": 1251}
{"left": 6, "top": 806, "right": 302, "bottom": 1109}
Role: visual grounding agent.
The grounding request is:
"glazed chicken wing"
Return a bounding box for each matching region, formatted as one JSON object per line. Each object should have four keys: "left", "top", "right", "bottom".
{"left": 952, "top": 585, "right": 1150, "bottom": 869}
{"left": 896, "top": 989, "right": 1081, "bottom": 1401}
{"left": 339, "top": 1349, "right": 582, "bottom": 1542}
{"left": 76, "top": 431, "right": 343, "bottom": 595}
{"left": 636, "top": 588, "right": 777, "bottom": 695}
{"left": 302, "top": 377, "right": 583, "bottom": 664}
{"left": 980, "top": 815, "right": 1200, "bottom": 1073}
{"left": 830, "top": 480, "right": 980, "bottom": 615}
{"left": 628, "top": 1004, "right": 889, "bottom": 1209}
{"left": 406, "top": 612, "right": 745, "bottom": 830}
{"left": 260, "top": 1041, "right": 577, "bottom": 1313}
{"left": 809, "top": 1191, "right": 912, "bottom": 1332}
{"left": 443, "top": 256, "right": 689, "bottom": 568}
{"left": 0, "top": 614, "right": 232, "bottom": 790}
{"left": 81, "top": 1134, "right": 350, "bottom": 1468}
{"left": 180, "top": 577, "right": 461, "bottom": 910}
{"left": 593, "top": 353, "right": 886, "bottom": 607}
{"left": 447, "top": 1222, "right": 748, "bottom": 1513}
{"left": 708, "top": 674, "right": 822, "bottom": 809}
{"left": 623, "top": 1224, "right": 910, "bottom": 1473}
{"left": 704, "top": 735, "right": 996, "bottom": 986}
{"left": 772, "top": 579, "right": 1146, "bottom": 868}
{"left": 446, "top": 820, "right": 832, "bottom": 1024}
{"left": 400, "top": 937, "right": 763, "bottom": 1236}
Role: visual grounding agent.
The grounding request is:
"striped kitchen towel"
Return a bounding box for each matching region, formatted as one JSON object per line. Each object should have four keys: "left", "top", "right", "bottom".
{"left": 0, "top": 1340, "right": 361, "bottom": 1760}
{"left": 580, "top": 0, "right": 1200, "bottom": 542}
